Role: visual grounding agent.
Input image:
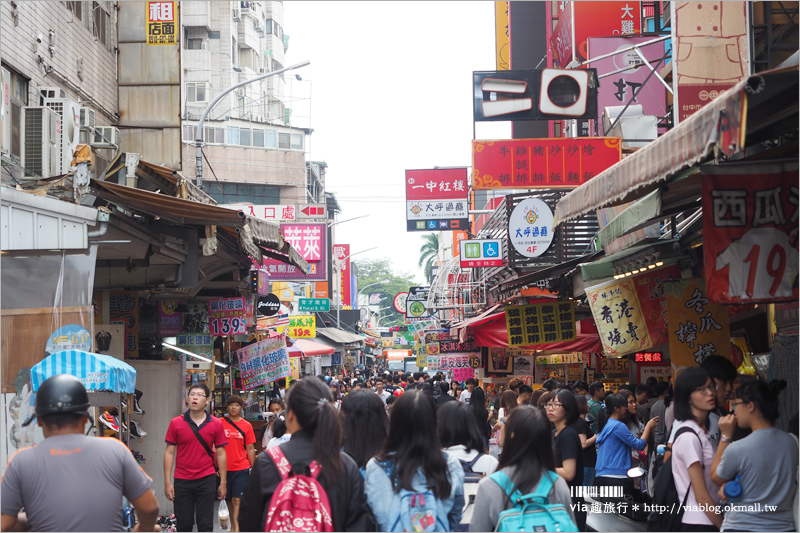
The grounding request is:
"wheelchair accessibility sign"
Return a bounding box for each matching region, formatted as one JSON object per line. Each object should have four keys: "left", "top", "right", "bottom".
{"left": 460, "top": 239, "right": 504, "bottom": 268}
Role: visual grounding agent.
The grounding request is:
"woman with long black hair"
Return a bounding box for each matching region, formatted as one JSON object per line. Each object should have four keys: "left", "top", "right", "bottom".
{"left": 546, "top": 389, "right": 586, "bottom": 531}
{"left": 238, "top": 377, "right": 368, "bottom": 532}
{"left": 469, "top": 406, "right": 576, "bottom": 532}
{"left": 341, "top": 389, "right": 389, "bottom": 474}
{"left": 365, "top": 390, "right": 464, "bottom": 532}
{"left": 711, "top": 379, "right": 796, "bottom": 532}
{"left": 469, "top": 387, "right": 491, "bottom": 449}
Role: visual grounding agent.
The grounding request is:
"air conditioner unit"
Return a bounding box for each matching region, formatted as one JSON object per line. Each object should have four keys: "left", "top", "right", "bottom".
{"left": 259, "top": 68, "right": 265, "bottom": 74}
{"left": 80, "top": 107, "right": 95, "bottom": 129}
{"left": 539, "top": 69, "right": 591, "bottom": 117}
{"left": 38, "top": 86, "right": 67, "bottom": 104}
{"left": 21, "top": 106, "right": 60, "bottom": 179}
{"left": 43, "top": 98, "right": 81, "bottom": 173}
{"left": 90, "top": 126, "right": 120, "bottom": 148}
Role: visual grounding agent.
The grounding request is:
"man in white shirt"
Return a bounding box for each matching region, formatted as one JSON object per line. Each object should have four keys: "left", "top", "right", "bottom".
{"left": 374, "top": 378, "right": 391, "bottom": 405}
{"left": 459, "top": 378, "right": 476, "bottom": 403}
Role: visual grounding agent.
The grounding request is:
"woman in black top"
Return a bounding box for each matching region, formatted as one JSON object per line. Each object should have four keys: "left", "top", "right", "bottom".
{"left": 546, "top": 389, "right": 586, "bottom": 531}
{"left": 238, "top": 377, "right": 368, "bottom": 532}
{"left": 469, "top": 387, "right": 491, "bottom": 450}
{"left": 574, "top": 394, "right": 597, "bottom": 487}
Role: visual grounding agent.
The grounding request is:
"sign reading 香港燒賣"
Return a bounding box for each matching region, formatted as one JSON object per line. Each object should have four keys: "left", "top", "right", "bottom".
{"left": 236, "top": 335, "right": 290, "bottom": 390}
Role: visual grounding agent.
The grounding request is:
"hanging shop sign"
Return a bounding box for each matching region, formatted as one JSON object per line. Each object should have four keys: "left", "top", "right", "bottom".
{"left": 505, "top": 301, "right": 576, "bottom": 347}
{"left": 635, "top": 351, "right": 663, "bottom": 362}
{"left": 393, "top": 292, "right": 409, "bottom": 313}
{"left": 177, "top": 334, "right": 213, "bottom": 362}
{"left": 586, "top": 278, "right": 652, "bottom": 356}
{"left": 262, "top": 223, "right": 327, "bottom": 281}
{"left": 508, "top": 198, "right": 556, "bottom": 258}
{"left": 439, "top": 337, "right": 477, "bottom": 354}
{"left": 405, "top": 168, "right": 469, "bottom": 232}
{"left": 276, "top": 315, "right": 316, "bottom": 339}
{"left": 551, "top": 1, "right": 642, "bottom": 67}
{"left": 632, "top": 263, "right": 682, "bottom": 347}
{"left": 158, "top": 301, "right": 182, "bottom": 337}
{"left": 598, "top": 357, "right": 630, "bottom": 378}
{"left": 512, "top": 355, "right": 534, "bottom": 375}
{"left": 460, "top": 239, "right": 504, "bottom": 268}
{"left": 416, "top": 354, "right": 427, "bottom": 368}
{"left": 333, "top": 244, "right": 352, "bottom": 307}
{"left": 701, "top": 163, "right": 799, "bottom": 304}
{"left": 588, "top": 36, "right": 668, "bottom": 126}
{"left": 406, "top": 286, "right": 432, "bottom": 321}
{"left": 453, "top": 367, "right": 475, "bottom": 381}
{"left": 257, "top": 294, "right": 281, "bottom": 317}
{"left": 667, "top": 278, "right": 731, "bottom": 379}
{"left": 110, "top": 291, "right": 139, "bottom": 358}
{"left": 146, "top": 1, "right": 177, "bottom": 46}
{"left": 236, "top": 334, "right": 290, "bottom": 390}
{"left": 473, "top": 138, "right": 621, "bottom": 189}
{"left": 638, "top": 364, "right": 672, "bottom": 383}
{"left": 566, "top": 364, "right": 584, "bottom": 381}
{"left": 46, "top": 324, "right": 92, "bottom": 355}
{"left": 208, "top": 297, "right": 247, "bottom": 336}
{"left": 426, "top": 355, "right": 441, "bottom": 371}
{"left": 298, "top": 298, "right": 330, "bottom": 312}
{"left": 236, "top": 204, "right": 297, "bottom": 221}
{"left": 440, "top": 353, "right": 474, "bottom": 371}
{"left": 487, "top": 347, "right": 512, "bottom": 374}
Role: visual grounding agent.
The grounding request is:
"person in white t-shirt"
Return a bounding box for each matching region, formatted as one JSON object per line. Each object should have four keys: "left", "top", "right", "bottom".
{"left": 374, "top": 378, "right": 391, "bottom": 406}
{"left": 459, "top": 378, "right": 476, "bottom": 404}
{"left": 670, "top": 367, "right": 722, "bottom": 531}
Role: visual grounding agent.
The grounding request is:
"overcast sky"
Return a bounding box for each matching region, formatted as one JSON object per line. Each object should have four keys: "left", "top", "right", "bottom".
{"left": 282, "top": 1, "right": 509, "bottom": 284}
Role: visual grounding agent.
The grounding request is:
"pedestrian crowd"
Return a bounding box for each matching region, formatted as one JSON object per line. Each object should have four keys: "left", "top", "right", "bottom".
{"left": 2, "top": 355, "right": 797, "bottom": 532}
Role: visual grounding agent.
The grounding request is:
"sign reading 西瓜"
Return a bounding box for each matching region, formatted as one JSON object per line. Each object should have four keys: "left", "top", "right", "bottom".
{"left": 276, "top": 315, "right": 316, "bottom": 339}
{"left": 406, "top": 169, "right": 469, "bottom": 232}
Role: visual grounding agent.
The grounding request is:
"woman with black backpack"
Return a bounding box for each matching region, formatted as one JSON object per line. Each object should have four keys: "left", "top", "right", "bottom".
{"left": 237, "top": 377, "right": 369, "bottom": 532}
{"left": 470, "top": 406, "right": 577, "bottom": 532}
{"left": 365, "top": 390, "right": 465, "bottom": 532}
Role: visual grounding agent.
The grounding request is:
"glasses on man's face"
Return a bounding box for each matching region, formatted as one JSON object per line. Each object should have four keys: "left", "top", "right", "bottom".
{"left": 188, "top": 392, "right": 207, "bottom": 399}
{"left": 545, "top": 402, "right": 563, "bottom": 410}
{"left": 694, "top": 382, "right": 717, "bottom": 395}
{"left": 730, "top": 400, "right": 746, "bottom": 411}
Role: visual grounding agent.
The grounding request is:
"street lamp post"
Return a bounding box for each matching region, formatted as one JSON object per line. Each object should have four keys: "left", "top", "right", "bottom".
{"left": 334, "top": 247, "right": 378, "bottom": 329}
{"left": 356, "top": 279, "right": 390, "bottom": 310}
{"left": 195, "top": 60, "right": 310, "bottom": 187}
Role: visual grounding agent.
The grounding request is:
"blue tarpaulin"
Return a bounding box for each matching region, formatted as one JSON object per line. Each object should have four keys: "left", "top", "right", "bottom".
{"left": 31, "top": 350, "right": 137, "bottom": 394}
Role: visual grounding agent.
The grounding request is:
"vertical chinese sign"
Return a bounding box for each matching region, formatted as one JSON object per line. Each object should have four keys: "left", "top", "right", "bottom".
{"left": 158, "top": 301, "right": 182, "bottom": 337}
{"left": 333, "top": 244, "right": 351, "bottom": 307}
{"left": 505, "top": 301, "right": 576, "bottom": 347}
{"left": 671, "top": 1, "right": 749, "bottom": 124}
{"left": 586, "top": 279, "right": 651, "bottom": 356}
{"left": 666, "top": 278, "right": 731, "bottom": 379}
{"left": 495, "top": 1, "right": 510, "bottom": 70}
{"left": 110, "top": 291, "right": 139, "bottom": 358}
{"left": 472, "top": 138, "right": 621, "bottom": 189}
{"left": 702, "top": 163, "right": 799, "bottom": 304}
{"left": 632, "top": 264, "right": 682, "bottom": 347}
{"left": 406, "top": 169, "right": 469, "bottom": 232}
{"left": 146, "top": 1, "right": 177, "bottom": 46}
{"left": 263, "top": 223, "right": 327, "bottom": 281}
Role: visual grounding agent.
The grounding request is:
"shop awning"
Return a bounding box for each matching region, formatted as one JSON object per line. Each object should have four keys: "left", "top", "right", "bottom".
{"left": 31, "top": 350, "right": 137, "bottom": 394}
{"left": 316, "top": 327, "right": 366, "bottom": 345}
{"left": 554, "top": 65, "right": 799, "bottom": 226}
{"left": 89, "top": 178, "right": 308, "bottom": 272}
{"left": 470, "top": 315, "right": 603, "bottom": 353}
{"left": 293, "top": 338, "right": 336, "bottom": 356}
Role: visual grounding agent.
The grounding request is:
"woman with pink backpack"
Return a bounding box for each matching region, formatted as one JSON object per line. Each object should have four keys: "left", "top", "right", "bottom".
{"left": 238, "top": 377, "right": 368, "bottom": 532}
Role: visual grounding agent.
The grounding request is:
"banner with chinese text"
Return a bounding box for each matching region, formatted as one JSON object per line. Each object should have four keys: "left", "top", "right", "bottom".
{"left": 236, "top": 335, "right": 290, "bottom": 390}
{"left": 426, "top": 355, "right": 441, "bottom": 372}
{"left": 110, "top": 291, "right": 139, "bottom": 358}
{"left": 586, "top": 279, "right": 651, "bottom": 356}
{"left": 439, "top": 353, "right": 474, "bottom": 371}
{"left": 276, "top": 315, "right": 316, "bottom": 339}
{"left": 702, "top": 163, "right": 799, "bottom": 304}
{"left": 666, "top": 278, "right": 731, "bottom": 379}
{"left": 406, "top": 168, "right": 469, "bottom": 232}
{"left": 632, "top": 264, "right": 682, "bottom": 347}
{"left": 208, "top": 297, "right": 247, "bottom": 336}
{"left": 332, "top": 244, "right": 352, "bottom": 306}
{"left": 146, "top": 1, "right": 177, "bottom": 46}
{"left": 472, "top": 138, "right": 621, "bottom": 189}
{"left": 262, "top": 223, "right": 327, "bottom": 281}
{"left": 158, "top": 300, "right": 182, "bottom": 337}
{"left": 505, "top": 301, "right": 576, "bottom": 347}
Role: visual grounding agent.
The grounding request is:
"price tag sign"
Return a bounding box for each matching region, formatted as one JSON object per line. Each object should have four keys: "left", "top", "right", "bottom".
{"left": 208, "top": 297, "right": 247, "bottom": 336}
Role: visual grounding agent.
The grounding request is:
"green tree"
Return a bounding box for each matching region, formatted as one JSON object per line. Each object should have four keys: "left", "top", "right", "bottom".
{"left": 418, "top": 233, "right": 439, "bottom": 284}
{"left": 353, "top": 259, "right": 419, "bottom": 328}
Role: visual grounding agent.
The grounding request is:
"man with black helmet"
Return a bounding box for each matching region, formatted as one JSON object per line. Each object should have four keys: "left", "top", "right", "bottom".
{"left": 0, "top": 374, "right": 159, "bottom": 531}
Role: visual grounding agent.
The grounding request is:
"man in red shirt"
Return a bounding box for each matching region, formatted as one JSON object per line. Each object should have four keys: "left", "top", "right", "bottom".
{"left": 220, "top": 396, "right": 256, "bottom": 532}
{"left": 164, "top": 384, "right": 228, "bottom": 532}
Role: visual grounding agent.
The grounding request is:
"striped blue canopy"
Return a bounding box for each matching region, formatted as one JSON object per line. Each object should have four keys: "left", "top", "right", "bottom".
{"left": 31, "top": 350, "right": 137, "bottom": 394}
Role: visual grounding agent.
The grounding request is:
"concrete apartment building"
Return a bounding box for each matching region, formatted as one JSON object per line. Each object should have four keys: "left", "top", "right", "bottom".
{"left": 179, "top": 0, "right": 311, "bottom": 206}
{"left": 0, "top": 1, "right": 119, "bottom": 183}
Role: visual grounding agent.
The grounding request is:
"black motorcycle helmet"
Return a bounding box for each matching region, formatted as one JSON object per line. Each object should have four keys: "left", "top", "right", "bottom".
{"left": 22, "top": 374, "right": 92, "bottom": 426}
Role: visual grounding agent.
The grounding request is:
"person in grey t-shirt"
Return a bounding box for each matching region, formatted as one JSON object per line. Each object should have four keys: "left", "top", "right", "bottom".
{"left": 711, "top": 379, "right": 797, "bottom": 533}
{"left": 1, "top": 375, "right": 158, "bottom": 532}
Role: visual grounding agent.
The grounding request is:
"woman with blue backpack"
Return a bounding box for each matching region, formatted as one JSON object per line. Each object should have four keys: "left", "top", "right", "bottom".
{"left": 237, "top": 377, "right": 369, "bottom": 532}
{"left": 341, "top": 389, "right": 389, "bottom": 476}
{"left": 365, "top": 390, "right": 465, "bottom": 532}
{"left": 470, "top": 405, "right": 577, "bottom": 532}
